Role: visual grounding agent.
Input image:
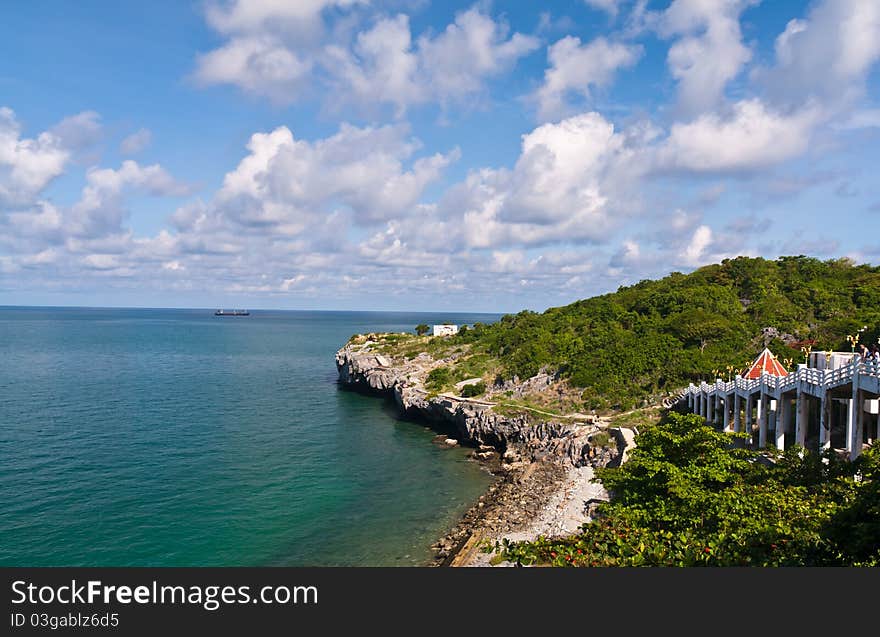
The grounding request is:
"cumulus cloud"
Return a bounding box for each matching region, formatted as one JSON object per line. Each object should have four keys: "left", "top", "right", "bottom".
{"left": 0, "top": 107, "right": 69, "bottom": 207}
{"left": 364, "top": 111, "right": 640, "bottom": 256}
{"left": 658, "top": 98, "right": 824, "bottom": 173}
{"left": 194, "top": 36, "right": 315, "bottom": 103}
{"left": 194, "top": 0, "right": 364, "bottom": 103}
{"left": 195, "top": 3, "right": 538, "bottom": 112}
{"left": 660, "top": 0, "right": 757, "bottom": 118}
{"left": 120, "top": 128, "right": 153, "bottom": 155}
{"left": 203, "top": 0, "right": 361, "bottom": 36}
{"left": 757, "top": 0, "right": 880, "bottom": 110}
{"left": 8, "top": 1, "right": 880, "bottom": 309}
{"left": 326, "top": 7, "right": 539, "bottom": 114}
{"left": 535, "top": 36, "right": 642, "bottom": 120}
{"left": 49, "top": 111, "right": 102, "bottom": 151}
{"left": 68, "top": 160, "right": 191, "bottom": 238}
{"left": 211, "top": 122, "right": 457, "bottom": 230}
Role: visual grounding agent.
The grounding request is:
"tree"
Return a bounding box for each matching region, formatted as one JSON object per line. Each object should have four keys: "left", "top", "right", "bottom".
{"left": 415, "top": 324, "right": 429, "bottom": 336}
{"left": 498, "top": 412, "right": 878, "bottom": 567}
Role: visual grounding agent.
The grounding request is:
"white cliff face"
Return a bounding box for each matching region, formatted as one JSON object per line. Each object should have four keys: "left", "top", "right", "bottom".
{"left": 335, "top": 343, "right": 621, "bottom": 468}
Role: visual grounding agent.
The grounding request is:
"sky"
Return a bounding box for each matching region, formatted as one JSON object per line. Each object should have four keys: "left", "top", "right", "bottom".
{"left": 1, "top": 0, "right": 879, "bottom": 312}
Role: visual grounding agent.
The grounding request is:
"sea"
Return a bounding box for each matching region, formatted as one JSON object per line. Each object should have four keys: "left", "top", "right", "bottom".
{"left": 0, "top": 307, "right": 502, "bottom": 566}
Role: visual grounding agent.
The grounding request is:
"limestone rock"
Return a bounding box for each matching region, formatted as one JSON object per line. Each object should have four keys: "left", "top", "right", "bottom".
{"left": 335, "top": 343, "right": 623, "bottom": 469}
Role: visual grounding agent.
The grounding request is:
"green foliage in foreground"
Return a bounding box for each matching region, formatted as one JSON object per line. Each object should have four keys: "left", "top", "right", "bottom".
{"left": 496, "top": 412, "right": 880, "bottom": 567}
{"left": 455, "top": 256, "right": 880, "bottom": 409}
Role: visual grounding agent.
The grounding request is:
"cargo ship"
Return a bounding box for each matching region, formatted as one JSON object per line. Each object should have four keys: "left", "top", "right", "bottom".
{"left": 214, "top": 309, "right": 250, "bottom": 316}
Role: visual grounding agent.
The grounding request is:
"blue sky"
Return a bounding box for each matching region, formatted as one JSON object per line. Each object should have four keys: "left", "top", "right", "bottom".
{"left": 1, "top": 0, "right": 879, "bottom": 312}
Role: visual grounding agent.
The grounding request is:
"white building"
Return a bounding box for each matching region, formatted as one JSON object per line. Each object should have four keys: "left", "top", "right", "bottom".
{"left": 432, "top": 324, "right": 459, "bottom": 337}
{"left": 809, "top": 351, "right": 859, "bottom": 371}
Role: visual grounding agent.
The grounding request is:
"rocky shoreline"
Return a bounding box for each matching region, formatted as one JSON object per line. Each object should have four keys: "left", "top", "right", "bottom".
{"left": 335, "top": 338, "right": 635, "bottom": 566}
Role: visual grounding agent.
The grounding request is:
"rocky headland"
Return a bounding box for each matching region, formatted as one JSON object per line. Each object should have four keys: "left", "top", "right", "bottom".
{"left": 335, "top": 333, "right": 638, "bottom": 566}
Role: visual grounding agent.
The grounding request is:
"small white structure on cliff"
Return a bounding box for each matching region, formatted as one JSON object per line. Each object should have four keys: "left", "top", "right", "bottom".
{"left": 432, "top": 324, "right": 459, "bottom": 336}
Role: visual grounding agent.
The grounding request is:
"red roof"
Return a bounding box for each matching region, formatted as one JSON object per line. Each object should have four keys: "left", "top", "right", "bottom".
{"left": 744, "top": 348, "right": 789, "bottom": 379}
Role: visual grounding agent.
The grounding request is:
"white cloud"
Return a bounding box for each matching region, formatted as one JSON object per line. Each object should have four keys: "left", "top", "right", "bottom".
{"left": 196, "top": 3, "right": 538, "bottom": 112}
{"left": 0, "top": 107, "right": 69, "bottom": 207}
{"left": 503, "top": 113, "right": 620, "bottom": 227}
{"left": 120, "top": 128, "right": 153, "bottom": 155}
{"left": 660, "top": 0, "right": 756, "bottom": 118}
{"left": 363, "top": 111, "right": 639, "bottom": 255}
{"left": 659, "top": 98, "right": 823, "bottom": 173}
{"left": 535, "top": 36, "right": 642, "bottom": 120}
{"left": 757, "top": 0, "right": 880, "bottom": 110}
{"left": 49, "top": 111, "right": 102, "bottom": 150}
{"left": 836, "top": 109, "right": 880, "bottom": 130}
{"left": 69, "top": 160, "right": 190, "bottom": 238}
{"left": 416, "top": 7, "right": 540, "bottom": 103}
{"left": 204, "top": 0, "right": 361, "bottom": 36}
{"left": 194, "top": 36, "right": 314, "bottom": 104}
{"left": 610, "top": 239, "right": 640, "bottom": 267}
{"left": 5, "top": 201, "right": 64, "bottom": 243}
{"left": 194, "top": 0, "right": 365, "bottom": 103}
{"left": 680, "top": 224, "right": 713, "bottom": 266}
{"left": 584, "top": 0, "right": 624, "bottom": 17}
{"left": 214, "top": 122, "right": 457, "bottom": 229}
{"left": 325, "top": 15, "right": 421, "bottom": 115}
{"left": 327, "top": 7, "right": 539, "bottom": 114}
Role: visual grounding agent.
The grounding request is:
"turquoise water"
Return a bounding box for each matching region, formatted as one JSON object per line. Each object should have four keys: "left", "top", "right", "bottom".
{"left": 0, "top": 307, "right": 499, "bottom": 566}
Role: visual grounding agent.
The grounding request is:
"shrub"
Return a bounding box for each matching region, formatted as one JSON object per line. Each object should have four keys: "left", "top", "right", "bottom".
{"left": 425, "top": 366, "right": 451, "bottom": 392}
{"left": 497, "top": 412, "right": 880, "bottom": 567}
{"left": 460, "top": 381, "right": 486, "bottom": 397}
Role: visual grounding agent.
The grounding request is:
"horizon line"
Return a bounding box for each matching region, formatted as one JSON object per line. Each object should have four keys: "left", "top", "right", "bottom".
{"left": 0, "top": 303, "right": 509, "bottom": 315}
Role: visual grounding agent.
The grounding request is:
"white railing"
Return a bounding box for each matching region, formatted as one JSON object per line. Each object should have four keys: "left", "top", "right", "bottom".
{"left": 681, "top": 357, "right": 880, "bottom": 402}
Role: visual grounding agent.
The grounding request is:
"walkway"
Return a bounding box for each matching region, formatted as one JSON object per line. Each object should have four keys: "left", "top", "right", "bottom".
{"left": 679, "top": 358, "right": 880, "bottom": 459}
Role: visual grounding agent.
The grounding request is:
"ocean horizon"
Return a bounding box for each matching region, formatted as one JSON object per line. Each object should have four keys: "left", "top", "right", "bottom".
{"left": 0, "top": 306, "right": 501, "bottom": 566}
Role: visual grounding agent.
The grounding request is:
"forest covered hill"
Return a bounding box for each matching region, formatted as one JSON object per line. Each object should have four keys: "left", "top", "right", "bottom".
{"left": 455, "top": 256, "right": 880, "bottom": 410}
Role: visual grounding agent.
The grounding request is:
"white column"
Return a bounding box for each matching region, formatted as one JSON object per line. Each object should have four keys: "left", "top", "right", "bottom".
{"left": 796, "top": 390, "right": 808, "bottom": 448}
{"left": 852, "top": 390, "right": 865, "bottom": 460}
{"left": 850, "top": 360, "right": 862, "bottom": 460}
{"left": 734, "top": 392, "right": 741, "bottom": 433}
{"left": 723, "top": 395, "right": 731, "bottom": 432}
{"left": 846, "top": 398, "right": 856, "bottom": 458}
{"left": 745, "top": 395, "right": 753, "bottom": 445}
{"left": 777, "top": 396, "right": 791, "bottom": 450}
{"left": 819, "top": 392, "right": 831, "bottom": 451}
{"left": 758, "top": 394, "right": 768, "bottom": 448}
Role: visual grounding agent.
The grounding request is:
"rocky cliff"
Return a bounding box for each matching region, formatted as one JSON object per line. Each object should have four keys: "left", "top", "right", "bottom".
{"left": 335, "top": 342, "right": 621, "bottom": 468}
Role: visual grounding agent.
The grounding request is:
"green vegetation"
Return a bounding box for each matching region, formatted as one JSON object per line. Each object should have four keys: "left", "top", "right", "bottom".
{"left": 460, "top": 381, "right": 487, "bottom": 397}
{"left": 608, "top": 407, "right": 663, "bottom": 430}
{"left": 415, "top": 324, "right": 430, "bottom": 336}
{"left": 496, "top": 412, "right": 880, "bottom": 567}
{"left": 454, "top": 256, "right": 880, "bottom": 410}
{"left": 424, "top": 366, "right": 452, "bottom": 392}
{"left": 355, "top": 256, "right": 880, "bottom": 413}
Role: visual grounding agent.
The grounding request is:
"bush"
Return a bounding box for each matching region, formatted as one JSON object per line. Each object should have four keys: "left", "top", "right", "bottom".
{"left": 497, "top": 412, "right": 880, "bottom": 567}
{"left": 460, "top": 381, "right": 486, "bottom": 397}
{"left": 425, "top": 366, "right": 451, "bottom": 392}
